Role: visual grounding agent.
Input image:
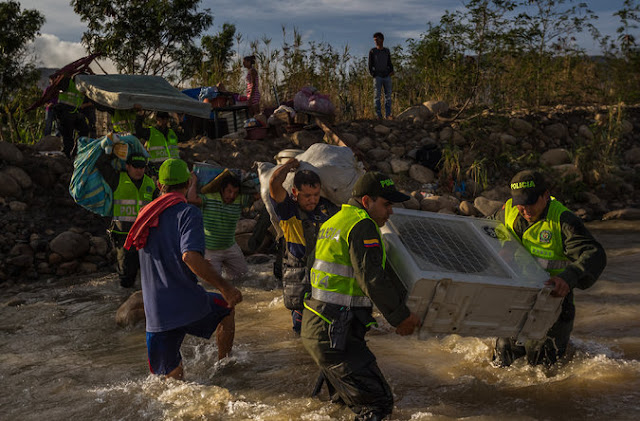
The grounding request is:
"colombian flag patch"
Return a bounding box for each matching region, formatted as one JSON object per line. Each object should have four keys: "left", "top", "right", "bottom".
{"left": 363, "top": 239, "right": 380, "bottom": 248}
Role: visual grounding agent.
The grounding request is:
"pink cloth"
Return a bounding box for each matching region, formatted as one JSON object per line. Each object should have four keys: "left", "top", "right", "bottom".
{"left": 124, "top": 192, "right": 187, "bottom": 251}
{"left": 246, "top": 70, "right": 261, "bottom": 105}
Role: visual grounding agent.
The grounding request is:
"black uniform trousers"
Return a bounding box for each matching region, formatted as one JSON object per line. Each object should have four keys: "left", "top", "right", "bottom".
{"left": 54, "top": 103, "right": 89, "bottom": 158}
{"left": 302, "top": 306, "right": 393, "bottom": 421}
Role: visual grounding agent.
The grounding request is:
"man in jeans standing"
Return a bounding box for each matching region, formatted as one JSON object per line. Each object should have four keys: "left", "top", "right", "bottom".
{"left": 368, "top": 32, "right": 394, "bottom": 119}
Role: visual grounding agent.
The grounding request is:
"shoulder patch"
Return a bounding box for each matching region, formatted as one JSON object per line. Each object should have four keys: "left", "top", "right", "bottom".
{"left": 363, "top": 238, "right": 380, "bottom": 248}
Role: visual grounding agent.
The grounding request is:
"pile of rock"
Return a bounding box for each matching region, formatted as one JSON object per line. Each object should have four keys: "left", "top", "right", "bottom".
{"left": 0, "top": 140, "right": 111, "bottom": 283}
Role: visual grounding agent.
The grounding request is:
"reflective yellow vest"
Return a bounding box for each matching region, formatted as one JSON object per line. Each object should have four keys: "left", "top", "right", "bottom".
{"left": 58, "top": 78, "right": 84, "bottom": 111}
{"left": 310, "top": 204, "right": 384, "bottom": 308}
{"left": 112, "top": 172, "right": 155, "bottom": 233}
{"left": 147, "top": 127, "right": 179, "bottom": 162}
{"left": 112, "top": 109, "right": 136, "bottom": 133}
{"left": 504, "top": 198, "right": 570, "bottom": 275}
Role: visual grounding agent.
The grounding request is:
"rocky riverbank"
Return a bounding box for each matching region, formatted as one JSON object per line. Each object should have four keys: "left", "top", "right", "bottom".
{"left": 1, "top": 102, "right": 639, "bottom": 283}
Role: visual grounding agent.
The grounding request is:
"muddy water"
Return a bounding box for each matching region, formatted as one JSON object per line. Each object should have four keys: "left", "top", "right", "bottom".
{"left": 1, "top": 221, "right": 639, "bottom": 421}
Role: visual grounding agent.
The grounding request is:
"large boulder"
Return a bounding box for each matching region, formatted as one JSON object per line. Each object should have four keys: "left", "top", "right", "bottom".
{"left": 510, "top": 118, "right": 533, "bottom": 134}
{"left": 474, "top": 196, "right": 504, "bottom": 217}
{"left": 0, "top": 171, "right": 22, "bottom": 198}
{"left": 367, "top": 148, "right": 390, "bottom": 161}
{"left": 3, "top": 166, "right": 32, "bottom": 189}
{"left": 0, "top": 141, "right": 24, "bottom": 164}
{"left": 90, "top": 236, "right": 109, "bottom": 256}
{"left": 543, "top": 123, "right": 568, "bottom": 140}
{"left": 403, "top": 196, "right": 421, "bottom": 210}
{"left": 397, "top": 105, "right": 433, "bottom": 122}
{"left": 603, "top": 208, "right": 640, "bottom": 221}
{"left": 356, "top": 137, "right": 374, "bottom": 152}
{"left": 374, "top": 124, "right": 391, "bottom": 135}
{"left": 625, "top": 147, "right": 640, "bottom": 165}
{"left": 115, "top": 291, "right": 145, "bottom": 327}
{"left": 236, "top": 218, "right": 257, "bottom": 234}
{"left": 409, "top": 164, "right": 435, "bottom": 184}
{"left": 290, "top": 130, "right": 323, "bottom": 149}
{"left": 34, "top": 135, "right": 63, "bottom": 152}
{"left": 551, "top": 163, "right": 583, "bottom": 182}
{"left": 390, "top": 158, "right": 411, "bottom": 173}
{"left": 423, "top": 100, "right": 449, "bottom": 115}
{"left": 577, "top": 125, "right": 594, "bottom": 141}
{"left": 540, "top": 148, "right": 572, "bottom": 166}
{"left": 49, "top": 231, "right": 91, "bottom": 261}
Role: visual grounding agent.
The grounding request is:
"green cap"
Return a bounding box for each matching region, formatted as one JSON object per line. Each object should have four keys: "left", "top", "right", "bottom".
{"left": 510, "top": 170, "right": 547, "bottom": 205}
{"left": 352, "top": 172, "right": 410, "bottom": 203}
{"left": 158, "top": 159, "right": 190, "bottom": 186}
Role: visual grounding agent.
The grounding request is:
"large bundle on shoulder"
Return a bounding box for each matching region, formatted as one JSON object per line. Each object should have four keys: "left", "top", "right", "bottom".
{"left": 256, "top": 143, "right": 365, "bottom": 236}
{"left": 69, "top": 134, "right": 148, "bottom": 216}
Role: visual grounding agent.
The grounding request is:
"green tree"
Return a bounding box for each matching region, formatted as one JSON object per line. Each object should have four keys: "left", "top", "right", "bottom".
{"left": 0, "top": 0, "right": 44, "bottom": 142}
{"left": 71, "top": 0, "right": 213, "bottom": 83}
{"left": 195, "top": 23, "right": 236, "bottom": 86}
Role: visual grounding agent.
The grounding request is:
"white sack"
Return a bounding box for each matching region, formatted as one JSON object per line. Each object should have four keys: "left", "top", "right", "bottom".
{"left": 256, "top": 143, "right": 365, "bottom": 236}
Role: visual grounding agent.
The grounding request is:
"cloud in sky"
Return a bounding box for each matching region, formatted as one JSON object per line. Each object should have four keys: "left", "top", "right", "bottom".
{"left": 29, "top": 34, "right": 117, "bottom": 73}
{"left": 17, "top": 0, "right": 627, "bottom": 72}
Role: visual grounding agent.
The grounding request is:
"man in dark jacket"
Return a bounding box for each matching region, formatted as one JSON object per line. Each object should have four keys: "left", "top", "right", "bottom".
{"left": 491, "top": 170, "right": 606, "bottom": 366}
{"left": 301, "top": 171, "right": 420, "bottom": 421}
{"left": 269, "top": 158, "right": 339, "bottom": 334}
{"left": 368, "top": 32, "right": 394, "bottom": 120}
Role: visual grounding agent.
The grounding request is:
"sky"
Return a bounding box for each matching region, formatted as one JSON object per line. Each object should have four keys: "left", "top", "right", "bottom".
{"left": 18, "top": 0, "right": 629, "bottom": 72}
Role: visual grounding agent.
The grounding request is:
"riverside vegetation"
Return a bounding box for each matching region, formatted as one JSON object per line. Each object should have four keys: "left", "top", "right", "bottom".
{"left": 0, "top": 0, "right": 639, "bottom": 282}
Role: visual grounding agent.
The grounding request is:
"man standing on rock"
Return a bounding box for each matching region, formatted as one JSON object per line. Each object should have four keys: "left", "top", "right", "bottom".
{"left": 125, "top": 158, "right": 242, "bottom": 380}
{"left": 490, "top": 170, "right": 606, "bottom": 366}
{"left": 301, "top": 171, "right": 420, "bottom": 420}
{"left": 269, "top": 158, "right": 339, "bottom": 334}
{"left": 368, "top": 32, "right": 394, "bottom": 120}
{"left": 96, "top": 150, "right": 158, "bottom": 288}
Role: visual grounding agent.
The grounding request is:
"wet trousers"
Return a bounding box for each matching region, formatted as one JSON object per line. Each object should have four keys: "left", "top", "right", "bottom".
{"left": 494, "top": 294, "right": 575, "bottom": 366}
{"left": 302, "top": 323, "right": 393, "bottom": 420}
{"left": 110, "top": 232, "right": 139, "bottom": 288}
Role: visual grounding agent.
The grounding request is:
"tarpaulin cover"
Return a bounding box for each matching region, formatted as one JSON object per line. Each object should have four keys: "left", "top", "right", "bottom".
{"left": 74, "top": 74, "right": 211, "bottom": 119}
{"left": 69, "top": 134, "right": 148, "bottom": 217}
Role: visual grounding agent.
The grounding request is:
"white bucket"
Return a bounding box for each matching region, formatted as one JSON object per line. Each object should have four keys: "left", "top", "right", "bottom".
{"left": 274, "top": 149, "right": 304, "bottom": 165}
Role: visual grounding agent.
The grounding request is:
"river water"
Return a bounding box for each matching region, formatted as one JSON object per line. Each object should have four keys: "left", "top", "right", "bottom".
{"left": 1, "top": 220, "right": 639, "bottom": 421}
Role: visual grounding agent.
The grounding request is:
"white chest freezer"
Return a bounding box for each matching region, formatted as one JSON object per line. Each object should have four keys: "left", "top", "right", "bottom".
{"left": 381, "top": 208, "right": 563, "bottom": 343}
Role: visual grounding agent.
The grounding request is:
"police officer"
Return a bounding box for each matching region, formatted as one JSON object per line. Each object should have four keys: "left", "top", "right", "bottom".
{"left": 111, "top": 108, "right": 137, "bottom": 134}
{"left": 301, "top": 172, "right": 421, "bottom": 421}
{"left": 54, "top": 74, "right": 89, "bottom": 157}
{"left": 491, "top": 170, "right": 607, "bottom": 366}
{"left": 97, "top": 151, "right": 158, "bottom": 287}
{"left": 134, "top": 107, "right": 180, "bottom": 172}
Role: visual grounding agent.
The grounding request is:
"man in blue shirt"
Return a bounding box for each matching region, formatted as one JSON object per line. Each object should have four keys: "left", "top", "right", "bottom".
{"left": 136, "top": 158, "right": 243, "bottom": 380}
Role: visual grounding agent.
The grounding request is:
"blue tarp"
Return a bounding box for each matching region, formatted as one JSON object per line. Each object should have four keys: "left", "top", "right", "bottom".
{"left": 69, "top": 135, "right": 148, "bottom": 216}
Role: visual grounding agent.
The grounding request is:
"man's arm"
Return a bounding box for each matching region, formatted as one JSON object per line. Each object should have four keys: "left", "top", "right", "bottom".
{"left": 269, "top": 158, "right": 299, "bottom": 203}
{"left": 134, "top": 112, "right": 151, "bottom": 141}
{"left": 557, "top": 211, "right": 607, "bottom": 291}
{"left": 186, "top": 173, "right": 203, "bottom": 206}
{"left": 387, "top": 48, "right": 394, "bottom": 76}
{"left": 182, "top": 251, "right": 243, "bottom": 307}
{"left": 368, "top": 49, "right": 375, "bottom": 76}
{"left": 95, "top": 153, "right": 119, "bottom": 191}
{"left": 348, "top": 219, "right": 419, "bottom": 334}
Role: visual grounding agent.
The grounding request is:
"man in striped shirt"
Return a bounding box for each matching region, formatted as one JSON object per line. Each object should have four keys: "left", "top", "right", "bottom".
{"left": 187, "top": 171, "right": 255, "bottom": 281}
